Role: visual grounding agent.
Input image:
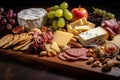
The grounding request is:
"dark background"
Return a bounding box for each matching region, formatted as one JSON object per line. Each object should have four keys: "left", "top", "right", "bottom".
{"left": 0, "top": 0, "right": 120, "bottom": 10}
{"left": 0, "top": 0, "right": 120, "bottom": 17}
{"left": 0, "top": 0, "right": 119, "bottom": 7}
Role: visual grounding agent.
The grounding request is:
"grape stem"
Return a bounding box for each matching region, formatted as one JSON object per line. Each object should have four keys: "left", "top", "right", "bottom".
{"left": 92, "top": 7, "right": 95, "bottom": 10}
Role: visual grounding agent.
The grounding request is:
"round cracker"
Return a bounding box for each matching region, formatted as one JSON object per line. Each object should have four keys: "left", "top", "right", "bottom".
{"left": 13, "top": 33, "right": 28, "bottom": 45}
{"left": 0, "top": 34, "right": 13, "bottom": 48}
{"left": 18, "top": 34, "right": 32, "bottom": 45}
{"left": 3, "top": 34, "right": 20, "bottom": 48}
{"left": 13, "top": 40, "right": 31, "bottom": 50}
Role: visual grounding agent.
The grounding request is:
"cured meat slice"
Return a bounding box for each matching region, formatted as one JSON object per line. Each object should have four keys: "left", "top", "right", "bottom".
{"left": 41, "top": 32, "right": 48, "bottom": 42}
{"left": 78, "top": 52, "right": 88, "bottom": 60}
{"left": 47, "top": 31, "right": 53, "bottom": 40}
{"left": 101, "top": 19, "right": 120, "bottom": 34}
{"left": 65, "top": 48, "right": 88, "bottom": 57}
{"left": 104, "top": 27, "right": 116, "bottom": 36}
{"left": 101, "top": 19, "right": 117, "bottom": 30}
{"left": 58, "top": 48, "right": 88, "bottom": 61}
{"left": 62, "top": 52, "right": 79, "bottom": 60}
{"left": 58, "top": 52, "right": 67, "bottom": 61}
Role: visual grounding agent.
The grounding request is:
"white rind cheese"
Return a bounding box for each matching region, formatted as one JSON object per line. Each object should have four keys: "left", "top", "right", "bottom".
{"left": 79, "top": 27, "right": 108, "bottom": 45}
{"left": 17, "top": 8, "right": 47, "bottom": 30}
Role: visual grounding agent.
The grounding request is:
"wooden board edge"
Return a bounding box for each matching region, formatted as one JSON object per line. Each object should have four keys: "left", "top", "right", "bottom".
{"left": 0, "top": 49, "right": 120, "bottom": 80}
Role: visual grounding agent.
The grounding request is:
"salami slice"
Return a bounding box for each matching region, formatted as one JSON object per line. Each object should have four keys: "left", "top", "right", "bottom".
{"left": 78, "top": 53, "right": 88, "bottom": 60}
{"left": 62, "top": 52, "right": 79, "bottom": 60}
{"left": 65, "top": 48, "right": 88, "bottom": 57}
{"left": 58, "top": 52, "right": 67, "bottom": 61}
{"left": 58, "top": 48, "right": 88, "bottom": 61}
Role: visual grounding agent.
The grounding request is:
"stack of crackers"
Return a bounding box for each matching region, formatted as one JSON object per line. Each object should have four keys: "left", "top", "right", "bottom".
{"left": 0, "top": 33, "right": 33, "bottom": 51}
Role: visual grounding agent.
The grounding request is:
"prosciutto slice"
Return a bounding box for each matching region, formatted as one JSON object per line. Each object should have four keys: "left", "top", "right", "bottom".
{"left": 28, "top": 30, "right": 53, "bottom": 54}
{"left": 101, "top": 18, "right": 120, "bottom": 36}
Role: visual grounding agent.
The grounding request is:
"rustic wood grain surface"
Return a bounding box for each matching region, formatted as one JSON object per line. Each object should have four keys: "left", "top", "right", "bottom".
{"left": 0, "top": 56, "right": 89, "bottom": 80}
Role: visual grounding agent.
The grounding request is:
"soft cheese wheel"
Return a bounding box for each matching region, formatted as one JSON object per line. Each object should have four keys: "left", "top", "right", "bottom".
{"left": 18, "top": 8, "right": 47, "bottom": 30}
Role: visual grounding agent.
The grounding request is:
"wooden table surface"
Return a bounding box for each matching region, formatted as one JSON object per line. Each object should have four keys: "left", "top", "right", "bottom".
{"left": 0, "top": 56, "right": 89, "bottom": 80}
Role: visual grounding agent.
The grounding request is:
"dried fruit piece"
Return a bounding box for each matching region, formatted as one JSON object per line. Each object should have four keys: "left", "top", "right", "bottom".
{"left": 12, "top": 26, "right": 24, "bottom": 33}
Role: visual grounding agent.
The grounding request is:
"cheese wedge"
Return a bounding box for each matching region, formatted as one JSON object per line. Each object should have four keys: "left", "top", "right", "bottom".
{"left": 45, "top": 44, "right": 55, "bottom": 52}
{"left": 51, "top": 41, "right": 60, "bottom": 53}
{"left": 53, "top": 31, "right": 74, "bottom": 47}
{"left": 79, "top": 27, "right": 108, "bottom": 45}
{"left": 68, "top": 18, "right": 87, "bottom": 28}
{"left": 75, "top": 25, "right": 90, "bottom": 31}
{"left": 67, "top": 18, "right": 95, "bottom": 36}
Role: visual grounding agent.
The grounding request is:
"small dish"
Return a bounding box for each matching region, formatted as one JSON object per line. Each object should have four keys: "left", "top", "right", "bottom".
{"left": 103, "top": 42, "right": 119, "bottom": 58}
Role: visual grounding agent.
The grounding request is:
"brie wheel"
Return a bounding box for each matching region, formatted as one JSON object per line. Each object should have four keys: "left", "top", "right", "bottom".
{"left": 18, "top": 8, "right": 47, "bottom": 30}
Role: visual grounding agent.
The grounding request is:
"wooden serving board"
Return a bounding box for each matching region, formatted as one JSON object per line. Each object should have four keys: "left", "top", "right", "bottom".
{"left": 0, "top": 49, "right": 120, "bottom": 80}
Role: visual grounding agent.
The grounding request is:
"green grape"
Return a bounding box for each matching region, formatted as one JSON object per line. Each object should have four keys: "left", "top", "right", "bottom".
{"left": 63, "top": 9, "right": 69, "bottom": 12}
{"left": 55, "top": 9, "right": 63, "bottom": 17}
{"left": 60, "top": 2, "right": 68, "bottom": 10}
{"left": 110, "top": 14, "right": 115, "bottom": 19}
{"left": 93, "top": 7, "right": 99, "bottom": 14}
{"left": 54, "top": 5, "right": 59, "bottom": 10}
{"left": 47, "top": 11, "right": 55, "bottom": 19}
{"left": 63, "top": 10, "right": 73, "bottom": 20}
{"left": 51, "top": 5, "right": 59, "bottom": 11}
{"left": 101, "top": 10, "right": 107, "bottom": 17}
{"left": 50, "top": 7, "right": 54, "bottom": 10}
{"left": 58, "top": 17, "right": 65, "bottom": 28}
{"left": 52, "top": 20, "right": 59, "bottom": 30}
{"left": 98, "top": 9, "right": 102, "bottom": 16}
{"left": 107, "top": 12, "right": 115, "bottom": 19}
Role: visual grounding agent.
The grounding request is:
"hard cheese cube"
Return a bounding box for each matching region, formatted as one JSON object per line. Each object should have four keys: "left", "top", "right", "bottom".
{"left": 79, "top": 27, "right": 108, "bottom": 45}
{"left": 53, "top": 31, "right": 74, "bottom": 47}
{"left": 51, "top": 41, "right": 61, "bottom": 53}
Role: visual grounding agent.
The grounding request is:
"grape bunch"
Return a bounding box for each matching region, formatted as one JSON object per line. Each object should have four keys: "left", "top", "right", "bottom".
{"left": 88, "top": 7, "right": 115, "bottom": 26}
{"left": 92, "top": 7, "right": 115, "bottom": 19}
{"left": 47, "top": 2, "right": 73, "bottom": 30}
{"left": 0, "top": 7, "right": 18, "bottom": 37}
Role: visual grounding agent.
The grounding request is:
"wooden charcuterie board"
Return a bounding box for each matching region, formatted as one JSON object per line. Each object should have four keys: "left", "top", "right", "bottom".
{"left": 0, "top": 49, "right": 120, "bottom": 80}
